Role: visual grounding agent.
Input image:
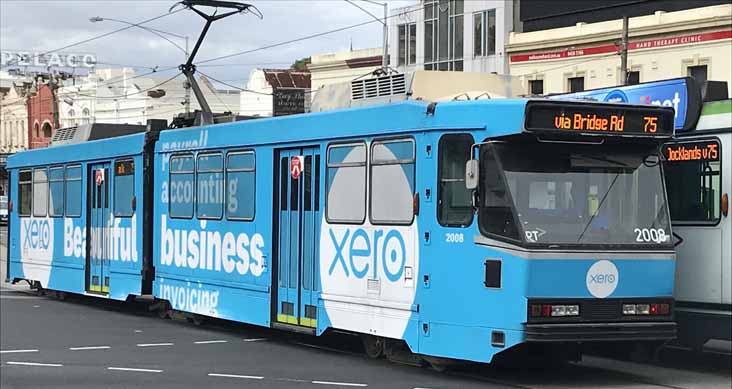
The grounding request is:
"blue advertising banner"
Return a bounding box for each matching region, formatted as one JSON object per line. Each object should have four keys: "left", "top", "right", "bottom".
{"left": 549, "top": 77, "right": 702, "bottom": 131}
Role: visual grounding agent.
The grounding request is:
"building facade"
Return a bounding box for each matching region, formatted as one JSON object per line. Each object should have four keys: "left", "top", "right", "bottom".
{"left": 388, "top": 0, "right": 513, "bottom": 74}
{"left": 0, "top": 82, "right": 30, "bottom": 153}
{"left": 507, "top": 4, "right": 732, "bottom": 95}
{"left": 239, "top": 69, "right": 311, "bottom": 117}
{"left": 27, "top": 83, "right": 58, "bottom": 149}
{"left": 308, "top": 47, "right": 383, "bottom": 101}
{"left": 58, "top": 68, "right": 240, "bottom": 127}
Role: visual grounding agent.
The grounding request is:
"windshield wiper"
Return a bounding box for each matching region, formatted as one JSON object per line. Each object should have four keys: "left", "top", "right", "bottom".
{"left": 574, "top": 154, "right": 629, "bottom": 167}
{"left": 576, "top": 172, "right": 621, "bottom": 243}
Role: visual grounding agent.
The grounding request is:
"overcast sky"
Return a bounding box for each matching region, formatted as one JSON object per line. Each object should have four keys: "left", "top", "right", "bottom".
{"left": 0, "top": 0, "right": 418, "bottom": 87}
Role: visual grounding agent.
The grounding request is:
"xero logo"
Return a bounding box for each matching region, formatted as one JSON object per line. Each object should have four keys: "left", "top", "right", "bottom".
{"left": 586, "top": 260, "right": 619, "bottom": 298}
{"left": 328, "top": 228, "right": 406, "bottom": 282}
{"left": 22, "top": 219, "right": 52, "bottom": 250}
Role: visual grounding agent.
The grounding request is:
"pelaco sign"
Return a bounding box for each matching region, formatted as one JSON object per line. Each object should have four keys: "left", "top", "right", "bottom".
{"left": 550, "top": 77, "right": 703, "bottom": 132}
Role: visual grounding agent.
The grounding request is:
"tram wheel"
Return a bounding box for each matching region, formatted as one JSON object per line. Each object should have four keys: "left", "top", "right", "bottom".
{"left": 56, "top": 291, "right": 66, "bottom": 301}
{"left": 157, "top": 302, "right": 172, "bottom": 319}
{"left": 423, "top": 356, "right": 452, "bottom": 373}
{"left": 361, "top": 335, "right": 385, "bottom": 359}
{"left": 187, "top": 314, "right": 206, "bottom": 326}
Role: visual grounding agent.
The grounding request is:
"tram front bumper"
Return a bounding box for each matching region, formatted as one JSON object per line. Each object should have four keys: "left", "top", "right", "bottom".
{"left": 524, "top": 321, "right": 677, "bottom": 342}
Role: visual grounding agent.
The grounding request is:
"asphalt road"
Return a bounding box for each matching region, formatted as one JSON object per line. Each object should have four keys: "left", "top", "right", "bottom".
{"left": 1, "top": 226, "right": 731, "bottom": 389}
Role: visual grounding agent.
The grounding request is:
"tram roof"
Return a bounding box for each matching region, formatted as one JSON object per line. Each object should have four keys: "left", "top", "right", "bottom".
{"left": 155, "top": 99, "right": 530, "bottom": 153}
{"left": 7, "top": 131, "right": 147, "bottom": 169}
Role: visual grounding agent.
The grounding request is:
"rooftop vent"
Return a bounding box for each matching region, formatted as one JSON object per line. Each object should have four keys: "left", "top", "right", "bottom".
{"left": 351, "top": 73, "right": 406, "bottom": 100}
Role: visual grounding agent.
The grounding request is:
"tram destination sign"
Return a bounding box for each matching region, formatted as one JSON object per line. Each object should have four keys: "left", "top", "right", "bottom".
{"left": 662, "top": 139, "right": 720, "bottom": 162}
{"left": 525, "top": 101, "right": 675, "bottom": 137}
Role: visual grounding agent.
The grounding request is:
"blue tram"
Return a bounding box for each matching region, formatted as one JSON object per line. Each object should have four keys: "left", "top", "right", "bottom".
{"left": 5, "top": 98, "right": 678, "bottom": 364}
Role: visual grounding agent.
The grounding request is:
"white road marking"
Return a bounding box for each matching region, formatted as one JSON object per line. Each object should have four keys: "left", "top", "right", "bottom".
{"left": 107, "top": 367, "right": 163, "bottom": 373}
{"left": 242, "top": 338, "right": 266, "bottom": 342}
{"left": 5, "top": 361, "right": 63, "bottom": 367}
{"left": 194, "top": 340, "right": 228, "bottom": 345}
{"left": 0, "top": 349, "right": 39, "bottom": 354}
{"left": 134, "top": 330, "right": 143, "bottom": 333}
{"left": 69, "top": 346, "right": 111, "bottom": 351}
{"left": 312, "top": 380, "right": 368, "bottom": 387}
{"left": 136, "top": 343, "right": 174, "bottom": 347}
{"left": 208, "top": 373, "right": 264, "bottom": 380}
{"left": 32, "top": 305, "right": 40, "bottom": 308}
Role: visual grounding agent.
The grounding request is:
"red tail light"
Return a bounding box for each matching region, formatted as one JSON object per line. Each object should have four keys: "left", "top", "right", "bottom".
{"left": 8, "top": 200, "right": 13, "bottom": 212}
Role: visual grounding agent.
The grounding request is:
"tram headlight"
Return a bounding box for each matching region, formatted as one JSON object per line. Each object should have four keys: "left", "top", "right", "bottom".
{"left": 622, "top": 304, "right": 637, "bottom": 315}
{"left": 622, "top": 303, "right": 670, "bottom": 315}
{"left": 530, "top": 304, "right": 580, "bottom": 317}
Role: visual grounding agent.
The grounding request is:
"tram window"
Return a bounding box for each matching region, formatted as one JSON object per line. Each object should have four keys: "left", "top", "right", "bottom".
{"left": 65, "top": 166, "right": 82, "bottom": 217}
{"left": 304, "top": 155, "right": 312, "bottom": 211}
{"left": 169, "top": 154, "right": 194, "bottom": 218}
{"left": 438, "top": 134, "right": 474, "bottom": 227}
{"left": 314, "top": 154, "right": 321, "bottom": 212}
{"left": 114, "top": 160, "right": 135, "bottom": 217}
{"left": 226, "top": 151, "right": 255, "bottom": 221}
{"left": 48, "top": 167, "right": 65, "bottom": 217}
{"left": 33, "top": 168, "right": 48, "bottom": 217}
{"left": 370, "top": 138, "right": 416, "bottom": 225}
{"left": 326, "top": 142, "right": 366, "bottom": 223}
{"left": 478, "top": 146, "right": 520, "bottom": 241}
{"left": 197, "top": 153, "right": 224, "bottom": 220}
{"left": 18, "top": 170, "right": 32, "bottom": 216}
{"left": 280, "top": 157, "right": 288, "bottom": 211}
{"left": 665, "top": 151, "right": 722, "bottom": 224}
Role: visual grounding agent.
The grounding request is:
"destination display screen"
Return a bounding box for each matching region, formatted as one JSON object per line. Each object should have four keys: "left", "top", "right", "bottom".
{"left": 662, "top": 139, "right": 720, "bottom": 162}
{"left": 525, "top": 101, "right": 675, "bottom": 136}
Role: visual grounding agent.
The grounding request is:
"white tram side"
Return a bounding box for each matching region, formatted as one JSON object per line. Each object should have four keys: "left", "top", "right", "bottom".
{"left": 663, "top": 98, "right": 732, "bottom": 354}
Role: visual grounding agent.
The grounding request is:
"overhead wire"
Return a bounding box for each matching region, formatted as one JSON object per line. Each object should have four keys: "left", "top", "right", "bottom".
{"left": 1, "top": 8, "right": 185, "bottom": 69}
{"left": 194, "top": 3, "right": 427, "bottom": 66}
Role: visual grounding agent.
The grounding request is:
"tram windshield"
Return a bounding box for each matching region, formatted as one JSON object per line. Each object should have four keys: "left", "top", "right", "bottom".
{"left": 478, "top": 142, "right": 672, "bottom": 248}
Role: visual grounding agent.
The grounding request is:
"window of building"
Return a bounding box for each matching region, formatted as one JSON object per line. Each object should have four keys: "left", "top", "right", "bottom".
{"left": 196, "top": 153, "right": 223, "bottom": 219}
{"left": 114, "top": 160, "right": 135, "bottom": 217}
{"left": 687, "top": 65, "right": 708, "bottom": 85}
{"left": 529, "top": 79, "right": 544, "bottom": 95}
{"left": 626, "top": 71, "right": 640, "bottom": 85}
{"left": 33, "top": 122, "right": 40, "bottom": 138}
{"left": 82, "top": 108, "right": 91, "bottom": 125}
{"left": 326, "top": 142, "right": 366, "bottom": 223}
{"left": 568, "top": 76, "right": 585, "bottom": 92}
{"left": 664, "top": 141, "right": 721, "bottom": 224}
{"left": 398, "top": 23, "right": 417, "bottom": 66}
{"left": 438, "top": 134, "right": 473, "bottom": 227}
{"left": 18, "top": 170, "right": 32, "bottom": 216}
{"left": 226, "top": 151, "right": 255, "bottom": 220}
{"left": 41, "top": 122, "right": 52, "bottom": 138}
{"left": 424, "top": 0, "right": 464, "bottom": 71}
{"left": 169, "top": 154, "right": 194, "bottom": 218}
{"left": 473, "top": 9, "right": 496, "bottom": 57}
{"left": 478, "top": 145, "right": 520, "bottom": 241}
{"left": 65, "top": 165, "right": 82, "bottom": 217}
{"left": 370, "top": 138, "right": 416, "bottom": 225}
{"left": 32, "top": 168, "right": 48, "bottom": 217}
{"left": 49, "top": 167, "right": 64, "bottom": 217}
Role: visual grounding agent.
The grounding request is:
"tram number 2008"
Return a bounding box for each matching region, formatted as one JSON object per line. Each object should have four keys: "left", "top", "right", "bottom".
{"left": 634, "top": 228, "right": 668, "bottom": 244}
{"left": 445, "top": 233, "right": 465, "bottom": 243}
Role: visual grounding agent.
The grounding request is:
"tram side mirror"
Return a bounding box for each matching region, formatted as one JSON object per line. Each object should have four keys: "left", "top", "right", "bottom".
{"left": 465, "top": 159, "right": 479, "bottom": 190}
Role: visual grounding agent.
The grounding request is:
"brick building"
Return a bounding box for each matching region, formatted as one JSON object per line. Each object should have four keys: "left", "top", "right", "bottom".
{"left": 27, "top": 83, "right": 57, "bottom": 149}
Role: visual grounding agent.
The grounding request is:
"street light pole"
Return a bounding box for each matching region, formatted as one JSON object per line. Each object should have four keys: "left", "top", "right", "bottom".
{"left": 345, "top": 0, "right": 388, "bottom": 69}
{"left": 90, "top": 16, "right": 191, "bottom": 113}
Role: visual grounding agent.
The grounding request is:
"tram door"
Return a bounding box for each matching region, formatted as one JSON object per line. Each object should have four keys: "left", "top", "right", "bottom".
{"left": 275, "top": 147, "right": 321, "bottom": 328}
{"left": 87, "top": 163, "right": 111, "bottom": 294}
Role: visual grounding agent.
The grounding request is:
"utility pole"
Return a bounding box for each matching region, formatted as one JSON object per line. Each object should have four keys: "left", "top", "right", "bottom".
{"left": 620, "top": 15, "right": 629, "bottom": 85}
{"left": 381, "top": 2, "right": 388, "bottom": 69}
{"left": 49, "top": 71, "right": 60, "bottom": 130}
{"left": 184, "top": 36, "right": 191, "bottom": 114}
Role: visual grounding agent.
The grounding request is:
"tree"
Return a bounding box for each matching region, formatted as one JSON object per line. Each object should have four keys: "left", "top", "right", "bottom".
{"left": 290, "top": 57, "right": 311, "bottom": 72}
